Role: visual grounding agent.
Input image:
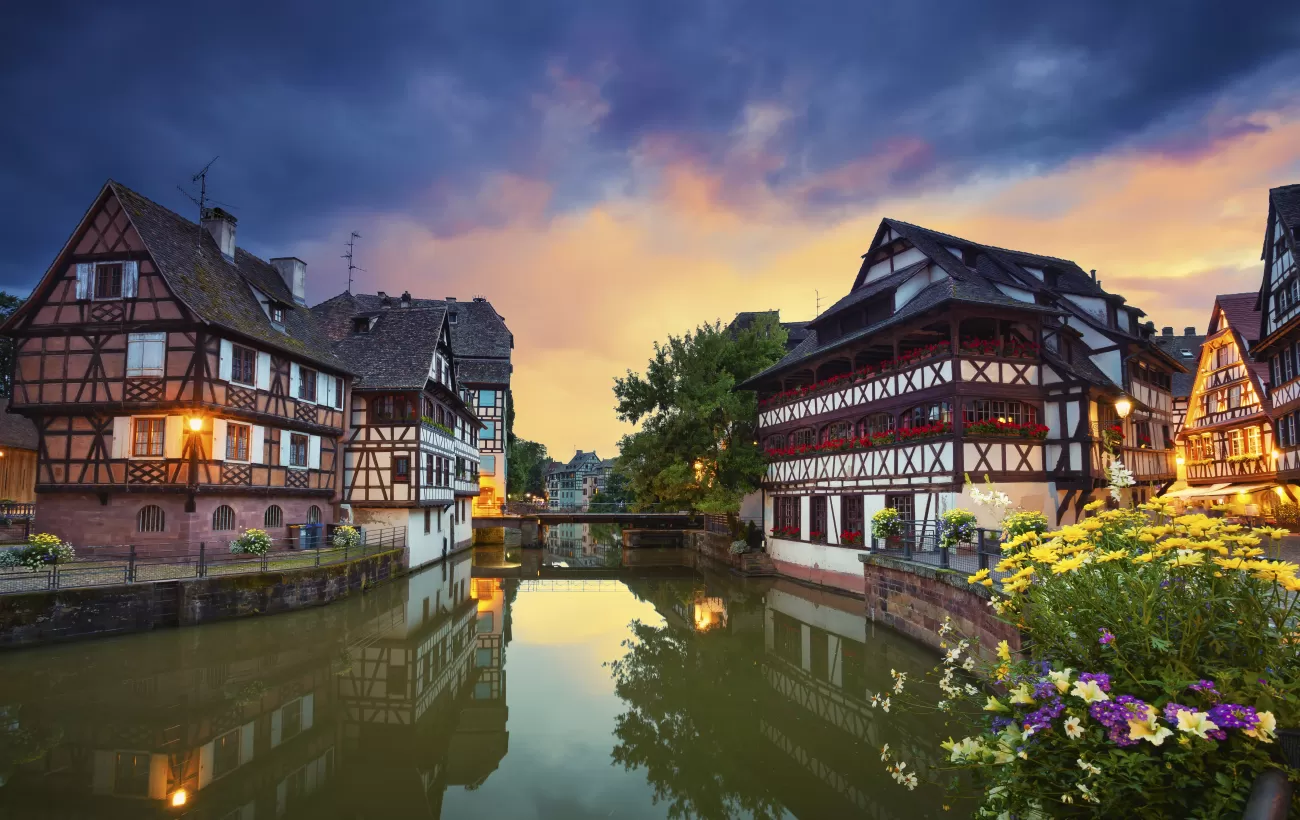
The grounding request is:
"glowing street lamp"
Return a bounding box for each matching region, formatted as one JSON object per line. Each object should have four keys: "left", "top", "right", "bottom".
{"left": 187, "top": 416, "right": 203, "bottom": 432}
{"left": 1114, "top": 396, "right": 1133, "bottom": 419}
{"left": 170, "top": 789, "right": 188, "bottom": 808}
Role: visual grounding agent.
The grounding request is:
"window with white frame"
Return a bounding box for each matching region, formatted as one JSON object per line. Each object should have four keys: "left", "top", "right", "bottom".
{"left": 288, "top": 433, "right": 308, "bottom": 468}
{"left": 132, "top": 418, "right": 164, "bottom": 457}
{"left": 126, "top": 333, "right": 166, "bottom": 378}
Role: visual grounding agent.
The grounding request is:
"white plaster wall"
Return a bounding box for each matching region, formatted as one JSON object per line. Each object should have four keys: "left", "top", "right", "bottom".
{"left": 1064, "top": 294, "right": 1109, "bottom": 324}
{"left": 995, "top": 284, "right": 1035, "bottom": 303}
{"left": 1091, "top": 349, "right": 1123, "bottom": 386}
{"left": 827, "top": 494, "right": 842, "bottom": 544}
{"left": 768, "top": 537, "right": 866, "bottom": 581}
{"left": 739, "top": 490, "right": 763, "bottom": 525}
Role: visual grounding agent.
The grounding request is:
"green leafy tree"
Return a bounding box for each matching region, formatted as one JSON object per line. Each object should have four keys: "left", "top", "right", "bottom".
{"left": 0, "top": 292, "right": 24, "bottom": 397}
{"left": 506, "top": 437, "right": 549, "bottom": 500}
{"left": 614, "top": 316, "right": 786, "bottom": 512}
{"left": 590, "top": 467, "right": 633, "bottom": 507}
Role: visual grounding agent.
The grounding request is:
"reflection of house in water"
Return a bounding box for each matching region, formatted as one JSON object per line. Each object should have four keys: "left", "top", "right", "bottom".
{"left": 335, "top": 550, "right": 511, "bottom": 815}
{"left": 0, "top": 604, "right": 358, "bottom": 817}
{"left": 544, "top": 523, "right": 623, "bottom": 568}
{"left": 0, "top": 553, "right": 515, "bottom": 820}
{"left": 759, "top": 580, "right": 947, "bottom": 818}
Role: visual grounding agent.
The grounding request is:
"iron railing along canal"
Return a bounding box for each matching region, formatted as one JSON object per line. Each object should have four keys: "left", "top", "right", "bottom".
{"left": 0, "top": 527, "right": 407, "bottom": 595}
{"left": 869, "top": 520, "right": 1005, "bottom": 579}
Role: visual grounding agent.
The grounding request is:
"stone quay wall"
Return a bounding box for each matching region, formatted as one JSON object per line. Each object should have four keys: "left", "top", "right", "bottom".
{"left": 0, "top": 548, "right": 407, "bottom": 650}
{"left": 860, "top": 553, "right": 1020, "bottom": 664}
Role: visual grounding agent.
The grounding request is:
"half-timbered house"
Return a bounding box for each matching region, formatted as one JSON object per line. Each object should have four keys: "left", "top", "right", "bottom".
{"left": 320, "top": 293, "right": 513, "bottom": 514}
{"left": 313, "top": 292, "right": 482, "bottom": 568}
{"left": 739, "top": 219, "right": 1184, "bottom": 593}
{"left": 2, "top": 181, "right": 351, "bottom": 548}
{"left": 1251, "top": 184, "right": 1300, "bottom": 498}
{"left": 1171, "top": 295, "right": 1277, "bottom": 514}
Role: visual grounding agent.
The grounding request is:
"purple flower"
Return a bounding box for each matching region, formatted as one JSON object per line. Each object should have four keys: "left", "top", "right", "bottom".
{"left": 1164, "top": 703, "right": 1192, "bottom": 724}
{"left": 1189, "top": 680, "right": 1219, "bottom": 698}
{"left": 1033, "top": 681, "right": 1058, "bottom": 701}
{"left": 1090, "top": 695, "right": 1150, "bottom": 747}
{"left": 1207, "top": 704, "right": 1259, "bottom": 730}
{"left": 1098, "top": 628, "right": 1115, "bottom": 646}
{"left": 991, "top": 716, "right": 1012, "bottom": 732}
{"left": 1079, "top": 672, "right": 1112, "bottom": 693}
{"left": 1022, "top": 698, "right": 1066, "bottom": 734}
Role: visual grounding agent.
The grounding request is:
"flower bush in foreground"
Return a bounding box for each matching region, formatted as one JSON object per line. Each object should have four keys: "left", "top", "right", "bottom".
{"left": 0, "top": 533, "right": 75, "bottom": 572}
{"left": 230, "top": 528, "right": 273, "bottom": 556}
{"left": 881, "top": 492, "right": 1299, "bottom": 818}
{"left": 331, "top": 525, "right": 361, "bottom": 550}
{"left": 872, "top": 508, "right": 904, "bottom": 541}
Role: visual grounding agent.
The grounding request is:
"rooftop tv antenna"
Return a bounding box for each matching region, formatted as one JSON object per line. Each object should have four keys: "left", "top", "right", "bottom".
{"left": 816, "top": 289, "right": 822, "bottom": 315}
{"left": 343, "top": 231, "right": 364, "bottom": 293}
{"left": 177, "top": 156, "right": 220, "bottom": 237}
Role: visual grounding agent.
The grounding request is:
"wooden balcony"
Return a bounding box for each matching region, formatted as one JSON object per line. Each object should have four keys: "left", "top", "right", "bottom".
{"left": 758, "top": 353, "right": 1041, "bottom": 429}
{"left": 765, "top": 439, "right": 956, "bottom": 489}
{"left": 37, "top": 459, "right": 335, "bottom": 493}
{"left": 1185, "top": 457, "right": 1274, "bottom": 483}
{"left": 1088, "top": 445, "right": 1175, "bottom": 481}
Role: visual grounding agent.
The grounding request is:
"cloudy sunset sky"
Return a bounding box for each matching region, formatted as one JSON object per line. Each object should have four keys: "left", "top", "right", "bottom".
{"left": 5, "top": 1, "right": 1300, "bottom": 456}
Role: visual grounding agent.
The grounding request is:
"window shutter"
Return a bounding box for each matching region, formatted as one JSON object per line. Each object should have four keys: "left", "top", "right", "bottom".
{"left": 122, "top": 261, "right": 139, "bottom": 298}
{"left": 323, "top": 375, "right": 334, "bottom": 408}
{"left": 219, "top": 340, "right": 233, "bottom": 382}
{"left": 334, "top": 377, "right": 345, "bottom": 410}
{"left": 255, "top": 352, "right": 271, "bottom": 391}
{"left": 239, "top": 721, "right": 255, "bottom": 764}
{"left": 164, "top": 416, "right": 184, "bottom": 459}
{"left": 143, "top": 334, "right": 164, "bottom": 376}
{"left": 250, "top": 425, "right": 265, "bottom": 464}
{"left": 111, "top": 417, "right": 130, "bottom": 459}
{"left": 308, "top": 435, "right": 321, "bottom": 469}
{"left": 75, "top": 263, "right": 92, "bottom": 299}
{"left": 212, "top": 418, "right": 227, "bottom": 462}
{"left": 126, "top": 337, "right": 144, "bottom": 377}
{"left": 317, "top": 371, "right": 328, "bottom": 406}
{"left": 271, "top": 708, "right": 283, "bottom": 748}
{"left": 279, "top": 431, "right": 290, "bottom": 466}
{"left": 289, "top": 363, "right": 300, "bottom": 398}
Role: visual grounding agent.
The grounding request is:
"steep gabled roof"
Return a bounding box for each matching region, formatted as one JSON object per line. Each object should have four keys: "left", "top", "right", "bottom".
{"left": 1269, "top": 184, "right": 1300, "bottom": 240}
{"left": 1213, "top": 292, "right": 1263, "bottom": 344}
{"left": 322, "top": 304, "right": 448, "bottom": 390}
{"left": 107, "top": 182, "right": 348, "bottom": 372}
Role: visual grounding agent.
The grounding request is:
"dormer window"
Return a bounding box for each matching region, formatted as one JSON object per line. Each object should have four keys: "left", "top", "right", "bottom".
{"left": 449, "top": 311, "right": 458, "bottom": 325}
{"left": 270, "top": 305, "right": 284, "bottom": 325}
{"left": 353, "top": 317, "right": 370, "bottom": 333}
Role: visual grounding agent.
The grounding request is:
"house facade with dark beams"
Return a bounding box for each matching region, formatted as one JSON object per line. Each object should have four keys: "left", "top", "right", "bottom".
{"left": 2, "top": 181, "right": 351, "bottom": 549}
{"left": 1170, "top": 295, "right": 1277, "bottom": 514}
{"left": 327, "top": 293, "right": 513, "bottom": 514}
{"left": 1252, "top": 184, "right": 1300, "bottom": 493}
{"left": 312, "top": 292, "right": 482, "bottom": 568}
{"left": 739, "top": 218, "right": 1184, "bottom": 594}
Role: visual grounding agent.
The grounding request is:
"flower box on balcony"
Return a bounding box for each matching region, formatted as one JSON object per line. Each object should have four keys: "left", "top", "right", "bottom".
{"left": 963, "top": 420, "right": 1049, "bottom": 440}
{"left": 763, "top": 424, "right": 952, "bottom": 461}
{"left": 757, "top": 344, "right": 953, "bottom": 411}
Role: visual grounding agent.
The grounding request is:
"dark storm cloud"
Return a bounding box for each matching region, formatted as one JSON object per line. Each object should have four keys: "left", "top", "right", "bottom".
{"left": 2, "top": 0, "right": 1299, "bottom": 289}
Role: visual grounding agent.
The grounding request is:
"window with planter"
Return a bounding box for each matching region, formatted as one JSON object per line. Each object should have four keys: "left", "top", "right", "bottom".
{"left": 819, "top": 421, "right": 852, "bottom": 443}
{"left": 963, "top": 399, "right": 1038, "bottom": 426}
{"left": 809, "top": 496, "right": 827, "bottom": 542}
{"left": 842, "top": 495, "right": 864, "bottom": 544}
{"left": 790, "top": 428, "right": 815, "bottom": 447}
{"left": 886, "top": 493, "right": 913, "bottom": 521}
{"left": 858, "top": 413, "right": 894, "bottom": 437}
{"left": 773, "top": 496, "right": 800, "bottom": 539}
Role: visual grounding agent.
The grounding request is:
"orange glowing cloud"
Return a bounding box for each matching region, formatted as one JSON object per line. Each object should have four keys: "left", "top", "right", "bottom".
{"left": 304, "top": 107, "right": 1300, "bottom": 460}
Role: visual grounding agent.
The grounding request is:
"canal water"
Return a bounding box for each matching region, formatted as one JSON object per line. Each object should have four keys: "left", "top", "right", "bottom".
{"left": 0, "top": 529, "right": 963, "bottom": 819}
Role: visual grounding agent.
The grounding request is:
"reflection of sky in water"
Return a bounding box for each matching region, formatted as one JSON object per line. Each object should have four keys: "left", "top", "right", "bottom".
{"left": 443, "top": 587, "right": 670, "bottom": 819}
{"left": 0, "top": 549, "right": 960, "bottom": 819}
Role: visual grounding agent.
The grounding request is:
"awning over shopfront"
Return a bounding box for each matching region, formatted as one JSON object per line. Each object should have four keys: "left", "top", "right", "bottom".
{"left": 1165, "top": 483, "right": 1275, "bottom": 500}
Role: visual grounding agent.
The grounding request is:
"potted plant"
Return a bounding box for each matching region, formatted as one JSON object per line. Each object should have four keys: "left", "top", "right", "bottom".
{"left": 938, "top": 509, "right": 978, "bottom": 551}
{"left": 331, "top": 525, "right": 361, "bottom": 550}
{"left": 841, "top": 530, "right": 864, "bottom": 546}
{"left": 809, "top": 529, "right": 827, "bottom": 544}
{"left": 230, "top": 528, "right": 273, "bottom": 556}
{"left": 871, "top": 508, "right": 905, "bottom": 549}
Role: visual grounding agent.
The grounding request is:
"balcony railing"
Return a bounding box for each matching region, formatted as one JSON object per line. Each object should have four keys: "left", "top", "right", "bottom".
{"left": 1186, "top": 456, "right": 1272, "bottom": 481}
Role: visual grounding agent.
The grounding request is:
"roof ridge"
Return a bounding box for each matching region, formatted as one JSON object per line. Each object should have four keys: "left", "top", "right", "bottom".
{"left": 884, "top": 217, "right": 1080, "bottom": 266}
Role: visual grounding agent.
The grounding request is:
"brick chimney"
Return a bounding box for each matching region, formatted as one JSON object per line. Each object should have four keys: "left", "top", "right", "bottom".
{"left": 201, "top": 207, "right": 237, "bottom": 260}
{"left": 400, "top": 290, "right": 411, "bottom": 308}
{"left": 1162, "top": 326, "right": 1173, "bottom": 336}
{"left": 1184, "top": 326, "right": 1196, "bottom": 336}
{"left": 269, "top": 257, "right": 307, "bottom": 306}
